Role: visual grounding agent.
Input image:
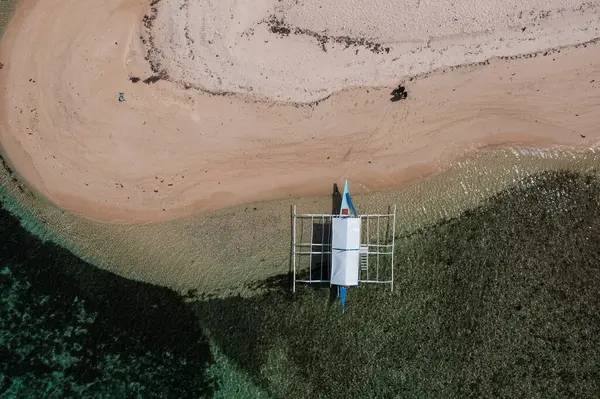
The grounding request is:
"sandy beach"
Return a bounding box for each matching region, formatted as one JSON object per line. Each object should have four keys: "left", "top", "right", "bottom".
{"left": 0, "top": 0, "right": 599, "bottom": 223}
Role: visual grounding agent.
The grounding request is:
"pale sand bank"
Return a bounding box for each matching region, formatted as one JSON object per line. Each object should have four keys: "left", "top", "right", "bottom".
{"left": 0, "top": 0, "right": 599, "bottom": 225}
{"left": 152, "top": 0, "right": 600, "bottom": 101}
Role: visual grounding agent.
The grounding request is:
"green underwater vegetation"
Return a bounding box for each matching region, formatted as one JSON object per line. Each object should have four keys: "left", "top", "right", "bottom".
{"left": 1, "top": 170, "right": 599, "bottom": 398}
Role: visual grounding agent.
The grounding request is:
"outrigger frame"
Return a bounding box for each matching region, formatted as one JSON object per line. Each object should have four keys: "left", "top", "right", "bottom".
{"left": 291, "top": 181, "right": 397, "bottom": 293}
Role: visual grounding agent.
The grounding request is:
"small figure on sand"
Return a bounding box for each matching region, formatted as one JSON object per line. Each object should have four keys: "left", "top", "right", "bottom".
{"left": 390, "top": 85, "right": 407, "bottom": 102}
{"left": 119, "top": 92, "right": 125, "bottom": 102}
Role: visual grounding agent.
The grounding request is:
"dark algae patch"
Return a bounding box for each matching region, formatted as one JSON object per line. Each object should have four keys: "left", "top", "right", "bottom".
{"left": 265, "top": 16, "right": 391, "bottom": 54}
{"left": 197, "top": 170, "right": 600, "bottom": 398}
{"left": 143, "top": 72, "right": 167, "bottom": 84}
{"left": 0, "top": 201, "right": 215, "bottom": 397}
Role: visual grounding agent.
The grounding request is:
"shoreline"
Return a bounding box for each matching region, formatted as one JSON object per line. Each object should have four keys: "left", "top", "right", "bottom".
{"left": 0, "top": 0, "right": 599, "bottom": 224}
{"left": 0, "top": 133, "right": 595, "bottom": 225}
{"left": 3, "top": 144, "right": 600, "bottom": 296}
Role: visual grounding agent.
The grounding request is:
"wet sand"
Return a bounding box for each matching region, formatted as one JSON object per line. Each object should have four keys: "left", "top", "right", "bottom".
{"left": 2, "top": 144, "right": 600, "bottom": 296}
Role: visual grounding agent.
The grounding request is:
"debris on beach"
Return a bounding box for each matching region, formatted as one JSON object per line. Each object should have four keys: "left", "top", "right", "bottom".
{"left": 119, "top": 92, "right": 125, "bottom": 102}
{"left": 390, "top": 85, "right": 408, "bottom": 102}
